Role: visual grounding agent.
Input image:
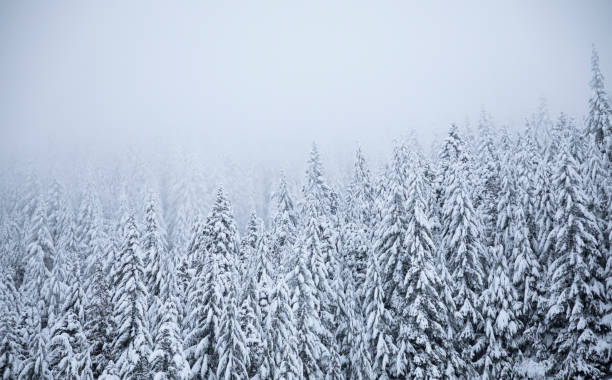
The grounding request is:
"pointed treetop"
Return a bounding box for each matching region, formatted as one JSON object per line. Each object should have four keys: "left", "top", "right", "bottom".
{"left": 591, "top": 45, "right": 605, "bottom": 90}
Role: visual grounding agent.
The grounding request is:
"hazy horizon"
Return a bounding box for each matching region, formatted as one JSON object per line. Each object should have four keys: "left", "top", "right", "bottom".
{"left": 1, "top": 1, "right": 612, "bottom": 167}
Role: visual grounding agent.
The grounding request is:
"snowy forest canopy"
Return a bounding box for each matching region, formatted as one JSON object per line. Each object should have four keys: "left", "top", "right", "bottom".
{"left": 0, "top": 49, "right": 611, "bottom": 380}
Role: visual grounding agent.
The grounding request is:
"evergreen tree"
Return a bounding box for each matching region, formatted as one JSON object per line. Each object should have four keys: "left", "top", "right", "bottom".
{"left": 587, "top": 46, "right": 612, "bottom": 163}
{"left": 472, "top": 112, "right": 501, "bottom": 247}
{"left": 0, "top": 275, "right": 21, "bottom": 379}
{"left": 285, "top": 235, "right": 327, "bottom": 378}
{"left": 397, "top": 162, "right": 449, "bottom": 379}
{"left": 85, "top": 261, "right": 115, "bottom": 378}
{"left": 48, "top": 262, "right": 94, "bottom": 380}
{"left": 204, "top": 187, "right": 242, "bottom": 280}
{"left": 495, "top": 165, "right": 541, "bottom": 359}
{"left": 46, "top": 179, "right": 69, "bottom": 251}
{"left": 371, "top": 142, "right": 413, "bottom": 376}
{"left": 345, "top": 146, "right": 375, "bottom": 227}
{"left": 270, "top": 173, "right": 298, "bottom": 270}
{"left": 75, "top": 188, "right": 97, "bottom": 271}
{"left": 184, "top": 188, "right": 241, "bottom": 379}
{"left": 478, "top": 245, "right": 519, "bottom": 379}
{"left": 332, "top": 261, "right": 357, "bottom": 377}
{"left": 23, "top": 198, "right": 55, "bottom": 330}
{"left": 18, "top": 326, "right": 52, "bottom": 380}
{"left": 216, "top": 287, "right": 250, "bottom": 380}
{"left": 142, "top": 192, "right": 170, "bottom": 343}
{"left": 150, "top": 297, "right": 188, "bottom": 380}
{"left": 362, "top": 247, "right": 393, "bottom": 379}
{"left": 340, "top": 148, "right": 374, "bottom": 293}
{"left": 183, "top": 245, "right": 224, "bottom": 379}
{"left": 436, "top": 125, "right": 470, "bottom": 210}
{"left": 302, "top": 143, "right": 335, "bottom": 218}
{"left": 143, "top": 191, "right": 169, "bottom": 299}
{"left": 544, "top": 140, "right": 608, "bottom": 378}
{"left": 439, "top": 157, "right": 486, "bottom": 375}
{"left": 111, "top": 215, "right": 152, "bottom": 380}
{"left": 239, "top": 228, "right": 269, "bottom": 379}
{"left": 265, "top": 277, "right": 303, "bottom": 380}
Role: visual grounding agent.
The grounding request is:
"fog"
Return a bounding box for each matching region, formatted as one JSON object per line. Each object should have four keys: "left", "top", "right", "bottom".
{"left": 1, "top": 0, "right": 611, "bottom": 168}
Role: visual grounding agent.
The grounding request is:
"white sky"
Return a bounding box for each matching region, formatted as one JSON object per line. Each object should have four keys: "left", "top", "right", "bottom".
{"left": 1, "top": 0, "right": 611, "bottom": 166}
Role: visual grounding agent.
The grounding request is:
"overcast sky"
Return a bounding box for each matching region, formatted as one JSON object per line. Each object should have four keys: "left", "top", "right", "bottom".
{"left": 1, "top": 0, "right": 611, "bottom": 165}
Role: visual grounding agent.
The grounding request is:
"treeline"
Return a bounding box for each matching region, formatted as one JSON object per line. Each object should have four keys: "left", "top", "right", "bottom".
{"left": 0, "top": 51, "right": 611, "bottom": 380}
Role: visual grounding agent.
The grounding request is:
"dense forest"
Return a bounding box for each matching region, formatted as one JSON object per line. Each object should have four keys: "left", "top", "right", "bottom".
{"left": 0, "top": 50, "right": 611, "bottom": 380}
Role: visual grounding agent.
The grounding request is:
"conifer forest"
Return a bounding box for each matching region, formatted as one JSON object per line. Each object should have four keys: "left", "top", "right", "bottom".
{"left": 0, "top": 48, "right": 610, "bottom": 379}
{"left": 2, "top": 1, "right": 612, "bottom": 377}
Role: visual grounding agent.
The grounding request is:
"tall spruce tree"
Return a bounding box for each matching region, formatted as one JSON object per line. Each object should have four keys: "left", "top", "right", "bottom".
{"left": 150, "top": 296, "right": 188, "bottom": 380}
{"left": 478, "top": 244, "right": 519, "bottom": 379}
{"left": 48, "top": 262, "right": 94, "bottom": 380}
{"left": 439, "top": 157, "right": 486, "bottom": 376}
{"left": 265, "top": 277, "right": 303, "bottom": 380}
{"left": 587, "top": 47, "right": 612, "bottom": 163}
{"left": 270, "top": 173, "right": 298, "bottom": 271}
{"left": 363, "top": 232, "right": 393, "bottom": 379}
{"left": 544, "top": 140, "right": 608, "bottom": 378}
{"left": 184, "top": 187, "right": 241, "bottom": 379}
{"left": 397, "top": 160, "right": 450, "bottom": 379}
{"left": 111, "top": 215, "right": 152, "bottom": 380}
{"left": 216, "top": 286, "right": 250, "bottom": 380}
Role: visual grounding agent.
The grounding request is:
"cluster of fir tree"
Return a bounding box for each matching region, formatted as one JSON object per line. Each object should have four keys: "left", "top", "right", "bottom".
{"left": 0, "top": 49, "right": 611, "bottom": 380}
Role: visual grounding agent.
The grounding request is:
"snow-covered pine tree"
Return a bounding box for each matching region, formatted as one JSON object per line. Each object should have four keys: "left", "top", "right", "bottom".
{"left": 439, "top": 155, "right": 486, "bottom": 376}
{"left": 285, "top": 233, "right": 328, "bottom": 378}
{"left": 362, "top": 242, "right": 393, "bottom": 379}
{"left": 265, "top": 276, "right": 302, "bottom": 380}
{"left": 240, "top": 211, "right": 261, "bottom": 270}
{"left": 14, "top": 305, "right": 38, "bottom": 376}
{"left": 297, "top": 145, "right": 341, "bottom": 374}
{"left": 0, "top": 274, "right": 21, "bottom": 379}
{"left": 495, "top": 163, "right": 541, "bottom": 362}
{"left": 142, "top": 191, "right": 170, "bottom": 343}
{"left": 183, "top": 244, "right": 224, "bottom": 379}
{"left": 478, "top": 244, "right": 519, "bottom": 379}
{"left": 216, "top": 285, "right": 250, "bottom": 380}
{"left": 143, "top": 191, "right": 169, "bottom": 299}
{"left": 23, "top": 198, "right": 55, "bottom": 330}
{"left": 341, "top": 147, "right": 375, "bottom": 291}
{"left": 587, "top": 46, "right": 612, "bottom": 163}
{"left": 17, "top": 165, "right": 40, "bottom": 232}
{"left": 270, "top": 173, "right": 298, "bottom": 271}
{"left": 332, "top": 259, "right": 358, "bottom": 378}
{"left": 111, "top": 214, "right": 152, "bottom": 380}
{"left": 396, "top": 158, "right": 450, "bottom": 379}
{"left": 48, "top": 261, "right": 94, "bottom": 380}
{"left": 239, "top": 278, "right": 264, "bottom": 380}
{"left": 302, "top": 143, "right": 335, "bottom": 219}
{"left": 544, "top": 139, "right": 608, "bottom": 378}
{"left": 250, "top": 230, "right": 275, "bottom": 326}
{"left": 346, "top": 146, "right": 375, "bottom": 227}
{"left": 18, "top": 325, "right": 52, "bottom": 380}
{"left": 184, "top": 187, "right": 241, "bottom": 379}
{"left": 150, "top": 297, "right": 188, "bottom": 380}
{"left": 239, "top": 221, "right": 270, "bottom": 379}
{"left": 85, "top": 260, "right": 115, "bottom": 377}
{"left": 435, "top": 125, "right": 470, "bottom": 210}
{"left": 204, "top": 187, "right": 242, "bottom": 280}
{"left": 370, "top": 143, "right": 411, "bottom": 377}
{"left": 75, "top": 188, "right": 97, "bottom": 271}
{"left": 348, "top": 320, "right": 374, "bottom": 380}
{"left": 178, "top": 218, "right": 206, "bottom": 293}
{"left": 46, "top": 179, "right": 69, "bottom": 253}
{"left": 472, "top": 112, "right": 501, "bottom": 247}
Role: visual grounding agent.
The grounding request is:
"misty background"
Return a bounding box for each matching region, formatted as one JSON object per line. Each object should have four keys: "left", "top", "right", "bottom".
{"left": 1, "top": 0, "right": 611, "bottom": 176}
